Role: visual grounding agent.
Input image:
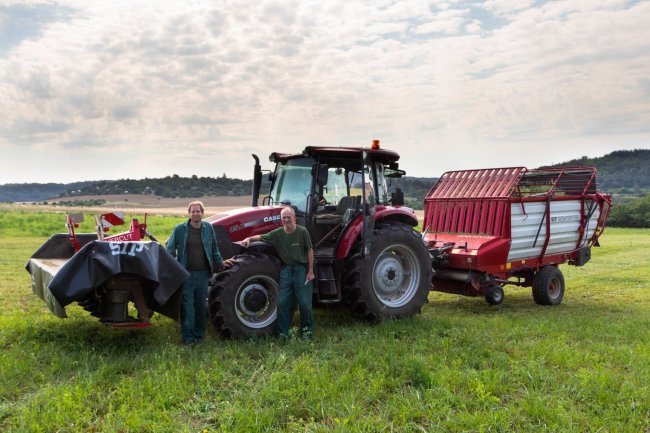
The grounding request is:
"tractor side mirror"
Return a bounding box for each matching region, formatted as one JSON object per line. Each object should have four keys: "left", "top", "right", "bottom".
{"left": 385, "top": 166, "right": 406, "bottom": 178}
{"left": 314, "top": 163, "right": 329, "bottom": 187}
{"left": 390, "top": 188, "right": 405, "bottom": 206}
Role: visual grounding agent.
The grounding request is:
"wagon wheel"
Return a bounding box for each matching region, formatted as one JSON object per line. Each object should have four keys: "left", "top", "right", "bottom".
{"left": 484, "top": 284, "right": 504, "bottom": 305}
{"left": 532, "top": 266, "right": 565, "bottom": 306}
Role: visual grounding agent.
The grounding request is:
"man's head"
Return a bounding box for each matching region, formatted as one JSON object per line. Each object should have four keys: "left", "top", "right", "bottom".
{"left": 280, "top": 206, "right": 296, "bottom": 233}
{"left": 188, "top": 201, "right": 204, "bottom": 224}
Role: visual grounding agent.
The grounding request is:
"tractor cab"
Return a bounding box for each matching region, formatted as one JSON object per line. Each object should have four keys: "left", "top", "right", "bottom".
{"left": 248, "top": 141, "right": 414, "bottom": 304}
{"left": 255, "top": 142, "right": 407, "bottom": 254}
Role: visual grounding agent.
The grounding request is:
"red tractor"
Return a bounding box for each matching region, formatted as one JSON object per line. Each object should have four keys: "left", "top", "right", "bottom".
{"left": 206, "top": 141, "right": 433, "bottom": 338}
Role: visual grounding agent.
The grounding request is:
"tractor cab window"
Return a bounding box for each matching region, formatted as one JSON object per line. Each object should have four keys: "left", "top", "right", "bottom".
{"left": 349, "top": 163, "right": 390, "bottom": 205}
{"left": 270, "top": 157, "right": 315, "bottom": 212}
{"left": 349, "top": 165, "right": 376, "bottom": 207}
{"left": 322, "top": 167, "right": 348, "bottom": 205}
{"left": 374, "top": 164, "right": 389, "bottom": 204}
{"left": 365, "top": 166, "right": 377, "bottom": 206}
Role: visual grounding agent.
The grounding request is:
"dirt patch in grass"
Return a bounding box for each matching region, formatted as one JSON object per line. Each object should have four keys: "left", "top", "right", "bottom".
{"left": 6, "top": 194, "right": 253, "bottom": 216}
{"left": 4, "top": 194, "right": 424, "bottom": 221}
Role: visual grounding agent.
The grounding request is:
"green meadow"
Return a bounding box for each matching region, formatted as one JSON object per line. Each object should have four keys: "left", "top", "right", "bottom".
{"left": 0, "top": 208, "right": 648, "bottom": 432}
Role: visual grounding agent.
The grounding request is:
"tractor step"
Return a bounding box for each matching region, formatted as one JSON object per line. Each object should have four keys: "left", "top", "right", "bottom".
{"left": 315, "top": 263, "right": 341, "bottom": 303}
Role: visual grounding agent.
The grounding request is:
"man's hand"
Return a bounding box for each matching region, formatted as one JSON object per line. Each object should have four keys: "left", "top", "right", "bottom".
{"left": 223, "top": 258, "right": 237, "bottom": 268}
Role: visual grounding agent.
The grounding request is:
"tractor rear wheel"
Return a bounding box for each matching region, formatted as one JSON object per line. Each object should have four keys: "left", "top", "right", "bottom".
{"left": 345, "top": 224, "right": 432, "bottom": 321}
{"left": 532, "top": 265, "right": 565, "bottom": 306}
{"left": 208, "top": 253, "right": 280, "bottom": 338}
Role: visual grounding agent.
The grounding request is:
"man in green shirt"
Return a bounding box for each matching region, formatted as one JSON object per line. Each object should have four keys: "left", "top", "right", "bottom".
{"left": 241, "top": 207, "right": 315, "bottom": 338}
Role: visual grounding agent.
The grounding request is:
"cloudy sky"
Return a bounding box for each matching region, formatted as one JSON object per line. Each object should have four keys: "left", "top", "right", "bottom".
{"left": 1, "top": 0, "right": 648, "bottom": 184}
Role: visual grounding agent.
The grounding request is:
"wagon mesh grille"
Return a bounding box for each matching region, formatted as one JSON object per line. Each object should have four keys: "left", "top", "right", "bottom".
{"left": 423, "top": 166, "right": 599, "bottom": 235}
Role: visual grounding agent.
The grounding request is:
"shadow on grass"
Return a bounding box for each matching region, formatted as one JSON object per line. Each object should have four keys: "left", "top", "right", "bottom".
{"left": 7, "top": 314, "right": 176, "bottom": 356}
{"left": 427, "top": 287, "right": 643, "bottom": 317}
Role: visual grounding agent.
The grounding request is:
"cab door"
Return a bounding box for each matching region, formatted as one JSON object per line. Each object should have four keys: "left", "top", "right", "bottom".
{"left": 361, "top": 151, "right": 377, "bottom": 257}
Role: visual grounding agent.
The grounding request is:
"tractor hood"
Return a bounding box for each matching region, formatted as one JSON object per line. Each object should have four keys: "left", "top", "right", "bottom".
{"left": 205, "top": 205, "right": 284, "bottom": 242}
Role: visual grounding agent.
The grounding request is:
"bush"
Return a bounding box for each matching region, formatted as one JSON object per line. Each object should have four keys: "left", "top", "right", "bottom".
{"left": 608, "top": 192, "right": 650, "bottom": 228}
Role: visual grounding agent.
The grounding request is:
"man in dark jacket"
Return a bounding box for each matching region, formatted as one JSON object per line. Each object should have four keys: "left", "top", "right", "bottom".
{"left": 166, "top": 201, "right": 223, "bottom": 345}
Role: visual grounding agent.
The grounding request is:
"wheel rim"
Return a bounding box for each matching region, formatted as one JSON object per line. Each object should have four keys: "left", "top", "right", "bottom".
{"left": 548, "top": 276, "right": 562, "bottom": 299}
{"left": 372, "top": 244, "right": 421, "bottom": 308}
{"left": 235, "top": 276, "right": 278, "bottom": 328}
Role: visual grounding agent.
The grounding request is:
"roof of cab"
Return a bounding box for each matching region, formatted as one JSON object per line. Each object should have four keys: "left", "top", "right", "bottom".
{"left": 269, "top": 146, "right": 400, "bottom": 166}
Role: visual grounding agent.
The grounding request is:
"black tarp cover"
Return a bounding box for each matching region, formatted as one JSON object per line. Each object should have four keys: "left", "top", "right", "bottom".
{"left": 47, "top": 241, "right": 189, "bottom": 308}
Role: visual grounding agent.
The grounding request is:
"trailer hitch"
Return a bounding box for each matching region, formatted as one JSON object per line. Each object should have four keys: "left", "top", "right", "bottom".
{"left": 429, "top": 243, "right": 454, "bottom": 268}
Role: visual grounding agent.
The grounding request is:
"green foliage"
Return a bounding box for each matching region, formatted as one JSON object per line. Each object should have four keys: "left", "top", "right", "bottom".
{"left": 0, "top": 209, "right": 180, "bottom": 240}
{"left": 72, "top": 176, "right": 253, "bottom": 199}
{"left": 608, "top": 192, "right": 650, "bottom": 228}
{"left": 1, "top": 208, "right": 649, "bottom": 432}
{"left": 388, "top": 177, "right": 436, "bottom": 210}
{"left": 542, "top": 148, "right": 650, "bottom": 195}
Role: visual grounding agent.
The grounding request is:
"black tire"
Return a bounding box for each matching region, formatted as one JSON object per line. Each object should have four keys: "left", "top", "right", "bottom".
{"left": 532, "top": 266, "right": 565, "bottom": 306}
{"left": 208, "top": 253, "right": 281, "bottom": 338}
{"left": 484, "top": 284, "right": 504, "bottom": 305}
{"left": 344, "top": 224, "right": 432, "bottom": 321}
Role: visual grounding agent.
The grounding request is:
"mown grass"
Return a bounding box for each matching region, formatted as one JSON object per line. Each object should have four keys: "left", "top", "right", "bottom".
{"left": 0, "top": 208, "right": 179, "bottom": 239}
{"left": 1, "top": 209, "right": 649, "bottom": 432}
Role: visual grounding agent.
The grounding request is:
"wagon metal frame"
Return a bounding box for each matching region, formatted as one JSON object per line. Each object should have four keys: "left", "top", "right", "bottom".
{"left": 423, "top": 166, "right": 611, "bottom": 304}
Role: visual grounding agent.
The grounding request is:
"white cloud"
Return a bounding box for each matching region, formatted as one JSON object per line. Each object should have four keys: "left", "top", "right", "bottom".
{"left": 0, "top": 0, "right": 648, "bottom": 183}
{"left": 414, "top": 8, "right": 470, "bottom": 35}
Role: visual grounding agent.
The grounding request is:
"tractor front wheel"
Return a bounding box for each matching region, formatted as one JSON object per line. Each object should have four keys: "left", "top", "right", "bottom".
{"left": 532, "top": 265, "right": 565, "bottom": 306}
{"left": 208, "top": 253, "right": 280, "bottom": 338}
{"left": 345, "top": 224, "right": 432, "bottom": 321}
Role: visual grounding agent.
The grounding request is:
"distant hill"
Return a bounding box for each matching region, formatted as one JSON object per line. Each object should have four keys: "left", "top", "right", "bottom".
{"left": 0, "top": 181, "right": 95, "bottom": 202}
{"left": 0, "top": 176, "right": 253, "bottom": 203}
{"left": 540, "top": 149, "right": 650, "bottom": 228}
{"left": 71, "top": 175, "right": 253, "bottom": 199}
{"left": 541, "top": 148, "right": 650, "bottom": 196}
{"left": 387, "top": 176, "right": 436, "bottom": 209}
{"left": 2, "top": 149, "right": 648, "bottom": 205}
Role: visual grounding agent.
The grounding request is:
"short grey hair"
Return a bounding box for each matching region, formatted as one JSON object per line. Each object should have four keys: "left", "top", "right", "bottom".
{"left": 280, "top": 206, "right": 295, "bottom": 217}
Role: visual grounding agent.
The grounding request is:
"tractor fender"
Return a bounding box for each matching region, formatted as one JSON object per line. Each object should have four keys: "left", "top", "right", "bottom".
{"left": 335, "top": 207, "right": 418, "bottom": 260}
{"left": 239, "top": 240, "right": 280, "bottom": 262}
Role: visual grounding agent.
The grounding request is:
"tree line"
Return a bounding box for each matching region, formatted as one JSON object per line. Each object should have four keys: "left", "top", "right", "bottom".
{"left": 2, "top": 149, "right": 649, "bottom": 227}
{"left": 71, "top": 174, "right": 253, "bottom": 198}
{"left": 607, "top": 192, "right": 650, "bottom": 228}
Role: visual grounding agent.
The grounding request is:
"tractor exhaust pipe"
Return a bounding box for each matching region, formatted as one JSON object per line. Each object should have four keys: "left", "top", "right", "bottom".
{"left": 252, "top": 154, "right": 262, "bottom": 207}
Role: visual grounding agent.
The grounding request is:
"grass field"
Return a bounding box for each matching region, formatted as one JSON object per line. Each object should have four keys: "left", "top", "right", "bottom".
{"left": 1, "top": 208, "right": 649, "bottom": 432}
